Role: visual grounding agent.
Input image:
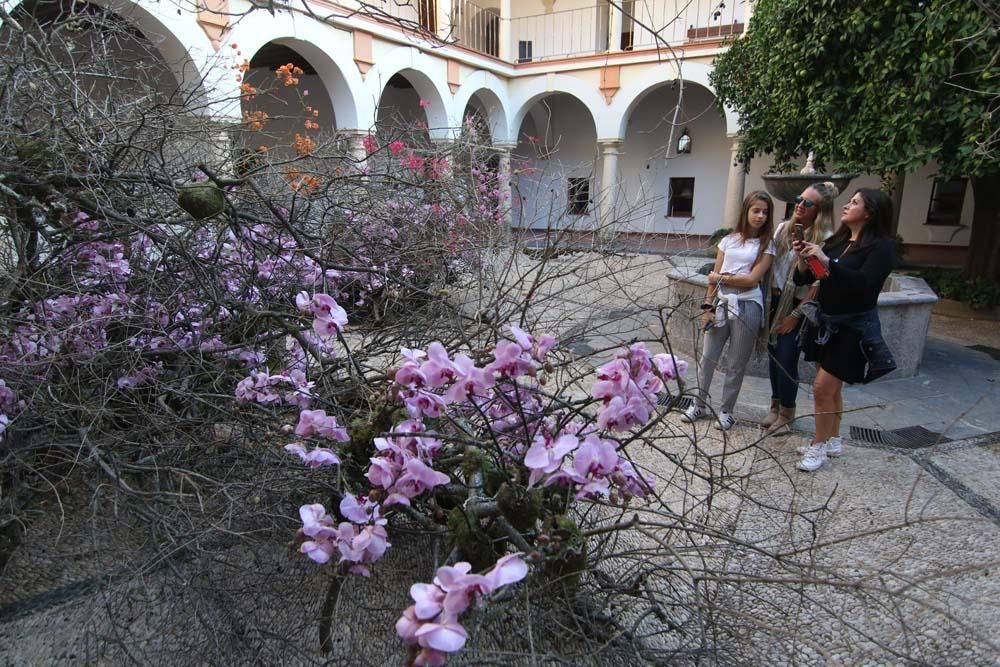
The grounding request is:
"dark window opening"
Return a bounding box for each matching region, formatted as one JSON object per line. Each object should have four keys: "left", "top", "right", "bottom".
{"left": 568, "top": 178, "right": 590, "bottom": 215}
{"left": 925, "top": 176, "right": 966, "bottom": 226}
{"left": 668, "top": 177, "right": 695, "bottom": 217}
{"left": 518, "top": 40, "right": 533, "bottom": 63}
{"left": 620, "top": 31, "right": 634, "bottom": 50}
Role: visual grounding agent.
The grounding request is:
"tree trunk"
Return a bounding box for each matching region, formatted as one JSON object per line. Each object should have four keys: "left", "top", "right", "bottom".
{"left": 881, "top": 171, "right": 906, "bottom": 239}
{"left": 964, "top": 172, "right": 1000, "bottom": 284}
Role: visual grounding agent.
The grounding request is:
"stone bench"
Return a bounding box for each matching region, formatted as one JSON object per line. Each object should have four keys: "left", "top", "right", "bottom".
{"left": 664, "top": 256, "right": 938, "bottom": 381}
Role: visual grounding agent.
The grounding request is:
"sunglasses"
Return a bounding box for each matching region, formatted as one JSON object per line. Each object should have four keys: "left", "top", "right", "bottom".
{"left": 794, "top": 196, "right": 815, "bottom": 209}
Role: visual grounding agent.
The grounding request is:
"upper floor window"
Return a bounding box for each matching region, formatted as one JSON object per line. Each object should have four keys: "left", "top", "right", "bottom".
{"left": 668, "top": 177, "right": 695, "bottom": 217}
{"left": 925, "top": 176, "right": 967, "bottom": 226}
{"left": 518, "top": 40, "right": 533, "bottom": 63}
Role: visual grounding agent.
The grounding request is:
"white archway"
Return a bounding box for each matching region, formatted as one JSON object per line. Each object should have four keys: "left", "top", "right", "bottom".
{"left": 1, "top": 0, "right": 231, "bottom": 112}
{"left": 227, "top": 14, "right": 365, "bottom": 130}
{"left": 453, "top": 71, "right": 512, "bottom": 145}
{"left": 608, "top": 60, "right": 738, "bottom": 137}
{"left": 508, "top": 74, "right": 604, "bottom": 145}
{"left": 365, "top": 47, "right": 455, "bottom": 140}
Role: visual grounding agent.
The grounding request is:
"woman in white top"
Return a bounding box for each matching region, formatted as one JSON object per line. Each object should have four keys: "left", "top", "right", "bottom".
{"left": 682, "top": 191, "right": 776, "bottom": 431}
{"left": 762, "top": 182, "right": 839, "bottom": 433}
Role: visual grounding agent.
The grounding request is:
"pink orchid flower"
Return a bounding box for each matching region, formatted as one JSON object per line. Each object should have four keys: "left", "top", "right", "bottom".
{"left": 295, "top": 409, "right": 349, "bottom": 441}
{"left": 284, "top": 442, "right": 341, "bottom": 467}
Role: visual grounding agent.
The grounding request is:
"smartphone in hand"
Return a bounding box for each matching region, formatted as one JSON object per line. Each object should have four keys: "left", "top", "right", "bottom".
{"left": 793, "top": 223, "right": 829, "bottom": 278}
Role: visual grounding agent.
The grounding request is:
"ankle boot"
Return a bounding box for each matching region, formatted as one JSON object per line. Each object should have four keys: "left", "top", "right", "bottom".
{"left": 767, "top": 406, "right": 796, "bottom": 434}
{"left": 761, "top": 399, "right": 781, "bottom": 427}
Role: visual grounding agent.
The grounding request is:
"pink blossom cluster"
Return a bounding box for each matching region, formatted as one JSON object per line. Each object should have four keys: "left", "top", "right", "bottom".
{"left": 367, "top": 417, "right": 450, "bottom": 507}
{"left": 527, "top": 431, "right": 655, "bottom": 500}
{"left": 297, "top": 496, "right": 389, "bottom": 576}
{"left": 396, "top": 554, "right": 528, "bottom": 665}
{"left": 592, "top": 344, "right": 688, "bottom": 432}
{"left": 283, "top": 408, "right": 350, "bottom": 467}
{"left": 295, "top": 291, "right": 348, "bottom": 338}
{"left": 235, "top": 369, "right": 315, "bottom": 407}
{"left": 0, "top": 379, "right": 23, "bottom": 442}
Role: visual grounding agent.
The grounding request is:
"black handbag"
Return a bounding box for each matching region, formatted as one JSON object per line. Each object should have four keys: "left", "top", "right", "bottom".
{"left": 860, "top": 337, "right": 897, "bottom": 383}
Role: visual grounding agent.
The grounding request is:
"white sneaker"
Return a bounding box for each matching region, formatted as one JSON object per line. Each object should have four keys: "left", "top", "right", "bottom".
{"left": 798, "top": 435, "right": 844, "bottom": 456}
{"left": 680, "top": 405, "right": 704, "bottom": 423}
{"left": 797, "top": 441, "right": 828, "bottom": 472}
{"left": 715, "top": 411, "right": 736, "bottom": 431}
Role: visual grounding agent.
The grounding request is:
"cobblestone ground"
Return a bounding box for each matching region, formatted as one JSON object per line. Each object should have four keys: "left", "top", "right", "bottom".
{"left": 3, "top": 252, "right": 998, "bottom": 664}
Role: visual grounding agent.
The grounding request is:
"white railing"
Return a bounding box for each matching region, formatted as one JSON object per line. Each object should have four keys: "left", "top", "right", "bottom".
{"left": 626, "top": 0, "right": 745, "bottom": 50}
{"left": 508, "top": 0, "right": 744, "bottom": 62}
{"left": 356, "top": 0, "right": 436, "bottom": 33}
{"left": 507, "top": 4, "right": 610, "bottom": 62}
{"left": 451, "top": 0, "right": 500, "bottom": 57}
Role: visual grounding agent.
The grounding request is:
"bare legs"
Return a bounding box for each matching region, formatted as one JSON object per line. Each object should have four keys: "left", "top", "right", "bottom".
{"left": 812, "top": 367, "right": 842, "bottom": 444}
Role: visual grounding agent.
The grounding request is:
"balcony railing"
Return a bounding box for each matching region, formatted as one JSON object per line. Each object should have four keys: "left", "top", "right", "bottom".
{"left": 507, "top": 0, "right": 744, "bottom": 62}
{"left": 352, "top": 0, "right": 743, "bottom": 62}
{"left": 507, "top": 4, "right": 610, "bottom": 62}
{"left": 451, "top": 0, "right": 500, "bottom": 57}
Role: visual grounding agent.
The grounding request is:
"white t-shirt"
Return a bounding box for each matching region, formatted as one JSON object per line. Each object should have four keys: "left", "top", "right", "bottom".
{"left": 717, "top": 233, "right": 775, "bottom": 308}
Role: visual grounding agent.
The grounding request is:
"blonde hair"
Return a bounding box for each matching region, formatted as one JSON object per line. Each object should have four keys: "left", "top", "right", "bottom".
{"left": 775, "top": 181, "right": 839, "bottom": 253}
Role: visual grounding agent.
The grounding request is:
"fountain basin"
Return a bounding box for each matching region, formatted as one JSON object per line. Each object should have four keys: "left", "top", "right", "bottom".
{"left": 762, "top": 173, "right": 858, "bottom": 202}
{"left": 664, "top": 256, "right": 938, "bottom": 381}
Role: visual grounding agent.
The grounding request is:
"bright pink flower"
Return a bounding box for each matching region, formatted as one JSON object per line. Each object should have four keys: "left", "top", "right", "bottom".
{"left": 388, "top": 140, "right": 406, "bottom": 155}
{"left": 362, "top": 134, "right": 378, "bottom": 154}
{"left": 510, "top": 325, "right": 533, "bottom": 350}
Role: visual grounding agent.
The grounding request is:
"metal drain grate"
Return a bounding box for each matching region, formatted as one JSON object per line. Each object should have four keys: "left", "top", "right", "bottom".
{"left": 657, "top": 394, "right": 694, "bottom": 409}
{"left": 849, "top": 425, "right": 948, "bottom": 449}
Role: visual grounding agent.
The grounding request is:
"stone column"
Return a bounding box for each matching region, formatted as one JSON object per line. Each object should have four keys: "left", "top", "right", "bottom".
{"left": 722, "top": 134, "right": 746, "bottom": 228}
{"left": 498, "top": 0, "right": 512, "bottom": 61}
{"left": 597, "top": 139, "right": 623, "bottom": 228}
{"left": 337, "top": 129, "right": 370, "bottom": 163}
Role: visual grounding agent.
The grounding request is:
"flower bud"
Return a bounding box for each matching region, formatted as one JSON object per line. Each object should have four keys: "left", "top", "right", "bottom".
{"left": 280, "top": 424, "right": 294, "bottom": 434}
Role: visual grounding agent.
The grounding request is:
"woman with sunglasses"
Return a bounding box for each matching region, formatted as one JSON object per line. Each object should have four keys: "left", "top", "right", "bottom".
{"left": 762, "top": 182, "right": 839, "bottom": 434}
{"left": 682, "top": 191, "right": 775, "bottom": 431}
{"left": 792, "top": 188, "right": 897, "bottom": 472}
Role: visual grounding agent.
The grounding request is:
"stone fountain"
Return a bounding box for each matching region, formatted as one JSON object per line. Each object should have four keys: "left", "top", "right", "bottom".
{"left": 761, "top": 152, "right": 858, "bottom": 202}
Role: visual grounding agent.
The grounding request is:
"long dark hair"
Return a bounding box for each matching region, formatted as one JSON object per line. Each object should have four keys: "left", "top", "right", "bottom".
{"left": 825, "top": 188, "right": 893, "bottom": 251}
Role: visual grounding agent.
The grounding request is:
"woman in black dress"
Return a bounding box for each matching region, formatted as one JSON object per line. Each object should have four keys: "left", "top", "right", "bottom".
{"left": 792, "top": 188, "right": 896, "bottom": 472}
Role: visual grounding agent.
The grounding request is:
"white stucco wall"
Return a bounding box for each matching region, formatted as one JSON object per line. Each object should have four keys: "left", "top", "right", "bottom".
{"left": 512, "top": 93, "right": 598, "bottom": 229}
{"left": 617, "top": 82, "right": 729, "bottom": 235}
